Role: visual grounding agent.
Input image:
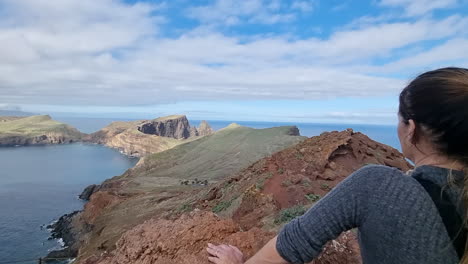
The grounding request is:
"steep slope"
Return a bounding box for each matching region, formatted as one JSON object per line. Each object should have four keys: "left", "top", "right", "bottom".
{"left": 84, "top": 129, "right": 411, "bottom": 264}
{"left": 0, "top": 115, "right": 83, "bottom": 146}
{"left": 85, "top": 115, "right": 213, "bottom": 157}
{"left": 52, "top": 125, "right": 306, "bottom": 260}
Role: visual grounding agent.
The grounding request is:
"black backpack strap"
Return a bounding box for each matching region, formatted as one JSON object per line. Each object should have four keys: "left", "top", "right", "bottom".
{"left": 414, "top": 176, "right": 467, "bottom": 259}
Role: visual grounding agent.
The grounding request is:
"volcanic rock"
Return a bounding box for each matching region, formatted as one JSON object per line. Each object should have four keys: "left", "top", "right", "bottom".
{"left": 85, "top": 115, "right": 214, "bottom": 157}
{"left": 197, "top": 120, "right": 214, "bottom": 136}
{"left": 79, "top": 184, "right": 101, "bottom": 201}
{"left": 137, "top": 115, "right": 193, "bottom": 139}
{"left": 84, "top": 210, "right": 273, "bottom": 264}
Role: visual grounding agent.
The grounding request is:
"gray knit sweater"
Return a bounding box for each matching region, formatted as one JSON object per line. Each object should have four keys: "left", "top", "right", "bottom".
{"left": 276, "top": 165, "right": 464, "bottom": 264}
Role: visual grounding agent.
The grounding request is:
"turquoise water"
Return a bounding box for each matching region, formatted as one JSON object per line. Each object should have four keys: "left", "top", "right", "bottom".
{"left": 0, "top": 144, "right": 138, "bottom": 264}
{"left": 0, "top": 117, "right": 400, "bottom": 264}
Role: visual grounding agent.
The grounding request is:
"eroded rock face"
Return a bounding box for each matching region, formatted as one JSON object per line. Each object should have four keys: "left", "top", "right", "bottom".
{"left": 86, "top": 115, "right": 214, "bottom": 157}
{"left": 84, "top": 211, "right": 273, "bottom": 264}
{"left": 47, "top": 211, "right": 91, "bottom": 259}
{"left": 84, "top": 211, "right": 360, "bottom": 264}
{"left": 79, "top": 184, "right": 100, "bottom": 201}
{"left": 0, "top": 133, "right": 80, "bottom": 145}
{"left": 197, "top": 120, "right": 214, "bottom": 136}
{"left": 137, "top": 115, "right": 192, "bottom": 139}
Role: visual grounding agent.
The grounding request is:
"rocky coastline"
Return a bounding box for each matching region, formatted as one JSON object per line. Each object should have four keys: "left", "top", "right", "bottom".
{"left": 47, "top": 211, "right": 82, "bottom": 259}
{"left": 46, "top": 184, "right": 101, "bottom": 260}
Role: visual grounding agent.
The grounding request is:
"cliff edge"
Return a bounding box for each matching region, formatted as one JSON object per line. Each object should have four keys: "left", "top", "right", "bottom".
{"left": 85, "top": 115, "right": 213, "bottom": 157}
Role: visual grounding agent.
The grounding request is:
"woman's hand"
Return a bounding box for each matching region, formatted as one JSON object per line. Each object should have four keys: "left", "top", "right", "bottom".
{"left": 206, "top": 243, "right": 245, "bottom": 264}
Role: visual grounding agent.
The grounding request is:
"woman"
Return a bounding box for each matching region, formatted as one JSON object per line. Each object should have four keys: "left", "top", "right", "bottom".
{"left": 206, "top": 67, "right": 468, "bottom": 264}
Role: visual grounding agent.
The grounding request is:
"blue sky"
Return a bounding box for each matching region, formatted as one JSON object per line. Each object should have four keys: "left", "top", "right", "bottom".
{"left": 0, "top": 0, "right": 467, "bottom": 124}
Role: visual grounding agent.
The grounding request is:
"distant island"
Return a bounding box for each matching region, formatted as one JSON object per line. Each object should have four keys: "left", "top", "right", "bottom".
{"left": 0, "top": 115, "right": 83, "bottom": 146}
{"left": 0, "top": 114, "right": 216, "bottom": 158}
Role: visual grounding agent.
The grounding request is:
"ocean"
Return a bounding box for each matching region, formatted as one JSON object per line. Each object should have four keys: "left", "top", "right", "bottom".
{"left": 0, "top": 144, "right": 138, "bottom": 264}
{"left": 0, "top": 117, "right": 400, "bottom": 264}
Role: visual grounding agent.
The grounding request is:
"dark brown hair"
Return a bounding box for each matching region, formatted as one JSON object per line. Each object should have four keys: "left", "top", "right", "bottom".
{"left": 399, "top": 67, "right": 468, "bottom": 262}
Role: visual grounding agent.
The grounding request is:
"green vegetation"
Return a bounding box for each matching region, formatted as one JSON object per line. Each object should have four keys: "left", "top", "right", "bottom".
{"left": 301, "top": 178, "right": 312, "bottom": 187}
{"left": 305, "top": 193, "right": 321, "bottom": 202}
{"left": 265, "top": 172, "right": 274, "bottom": 179}
{"left": 212, "top": 200, "right": 232, "bottom": 213}
{"left": 256, "top": 179, "right": 265, "bottom": 190}
{"left": 274, "top": 205, "right": 307, "bottom": 224}
{"left": 278, "top": 168, "right": 284, "bottom": 174}
{"left": 295, "top": 152, "right": 304, "bottom": 160}
{"left": 320, "top": 183, "right": 331, "bottom": 191}
{"left": 178, "top": 203, "right": 194, "bottom": 213}
{"left": 0, "top": 115, "right": 83, "bottom": 142}
{"left": 281, "top": 179, "right": 293, "bottom": 187}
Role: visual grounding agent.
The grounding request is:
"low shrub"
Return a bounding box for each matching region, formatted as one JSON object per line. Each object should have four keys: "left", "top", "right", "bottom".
{"left": 274, "top": 205, "right": 306, "bottom": 224}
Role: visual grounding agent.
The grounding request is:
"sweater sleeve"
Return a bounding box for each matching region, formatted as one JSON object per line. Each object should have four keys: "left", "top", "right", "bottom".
{"left": 276, "top": 165, "right": 379, "bottom": 263}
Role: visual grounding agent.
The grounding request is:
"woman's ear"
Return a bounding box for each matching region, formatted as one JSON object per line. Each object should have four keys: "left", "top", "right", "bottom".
{"left": 407, "top": 119, "right": 417, "bottom": 144}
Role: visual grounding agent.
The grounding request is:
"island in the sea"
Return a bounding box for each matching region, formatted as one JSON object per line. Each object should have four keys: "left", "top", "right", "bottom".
{"left": 0, "top": 115, "right": 83, "bottom": 146}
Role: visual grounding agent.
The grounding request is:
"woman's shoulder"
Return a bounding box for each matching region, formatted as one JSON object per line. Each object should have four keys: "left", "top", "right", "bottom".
{"left": 351, "top": 164, "right": 408, "bottom": 179}
{"left": 346, "top": 164, "right": 418, "bottom": 189}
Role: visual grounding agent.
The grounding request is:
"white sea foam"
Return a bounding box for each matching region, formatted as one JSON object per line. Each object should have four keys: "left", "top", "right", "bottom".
{"left": 58, "top": 238, "right": 65, "bottom": 247}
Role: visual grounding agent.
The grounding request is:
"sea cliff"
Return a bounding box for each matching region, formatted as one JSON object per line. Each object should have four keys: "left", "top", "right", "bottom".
{"left": 85, "top": 115, "right": 213, "bottom": 157}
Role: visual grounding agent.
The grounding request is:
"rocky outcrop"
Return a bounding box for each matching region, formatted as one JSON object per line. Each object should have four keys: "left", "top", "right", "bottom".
{"left": 79, "top": 184, "right": 100, "bottom": 201}
{"left": 86, "top": 115, "right": 214, "bottom": 157}
{"left": 197, "top": 120, "right": 214, "bottom": 136}
{"left": 47, "top": 211, "right": 91, "bottom": 259}
{"left": 137, "top": 115, "right": 192, "bottom": 139}
{"left": 83, "top": 210, "right": 273, "bottom": 264}
{"left": 84, "top": 211, "right": 360, "bottom": 264}
{"left": 0, "top": 115, "right": 84, "bottom": 146}
{"left": 137, "top": 116, "right": 214, "bottom": 139}
{"left": 66, "top": 129, "right": 411, "bottom": 264}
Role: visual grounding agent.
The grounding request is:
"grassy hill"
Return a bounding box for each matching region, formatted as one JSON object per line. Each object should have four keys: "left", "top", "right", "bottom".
{"left": 0, "top": 115, "right": 83, "bottom": 145}
{"left": 129, "top": 125, "right": 306, "bottom": 190}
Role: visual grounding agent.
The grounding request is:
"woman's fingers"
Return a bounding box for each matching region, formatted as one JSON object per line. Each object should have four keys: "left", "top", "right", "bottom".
{"left": 208, "top": 256, "right": 222, "bottom": 264}
{"left": 220, "top": 244, "right": 232, "bottom": 250}
{"left": 206, "top": 246, "right": 218, "bottom": 256}
{"left": 207, "top": 243, "right": 244, "bottom": 263}
{"left": 207, "top": 243, "right": 217, "bottom": 249}
{"left": 229, "top": 245, "right": 243, "bottom": 255}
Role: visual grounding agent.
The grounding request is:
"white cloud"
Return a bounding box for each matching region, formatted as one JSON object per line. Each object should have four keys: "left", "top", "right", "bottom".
{"left": 379, "top": 0, "right": 459, "bottom": 16}
{"left": 0, "top": 0, "right": 467, "bottom": 115}
{"left": 291, "top": 1, "right": 315, "bottom": 12}
{"left": 186, "top": 0, "right": 296, "bottom": 26}
{"left": 359, "top": 38, "right": 468, "bottom": 73}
